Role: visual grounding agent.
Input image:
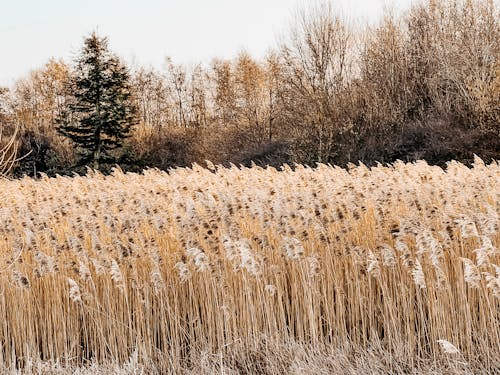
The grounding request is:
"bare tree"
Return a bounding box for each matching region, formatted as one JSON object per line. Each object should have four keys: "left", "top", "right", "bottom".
{"left": 211, "top": 59, "right": 238, "bottom": 127}
{"left": 278, "top": 2, "right": 354, "bottom": 163}
{"left": 264, "top": 52, "right": 284, "bottom": 143}
{"left": 11, "top": 59, "right": 69, "bottom": 134}
{"left": 359, "top": 13, "right": 411, "bottom": 129}
{"left": 132, "top": 67, "right": 171, "bottom": 132}
{"left": 166, "top": 58, "right": 190, "bottom": 128}
{"left": 405, "top": 0, "right": 499, "bottom": 134}
{"left": 188, "top": 65, "right": 209, "bottom": 128}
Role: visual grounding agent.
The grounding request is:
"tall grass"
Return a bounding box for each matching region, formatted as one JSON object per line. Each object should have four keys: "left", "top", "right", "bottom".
{"left": 0, "top": 159, "right": 498, "bottom": 373}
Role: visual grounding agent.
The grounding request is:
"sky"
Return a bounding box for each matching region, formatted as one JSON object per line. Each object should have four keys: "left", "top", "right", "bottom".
{"left": 0, "top": 0, "right": 415, "bottom": 87}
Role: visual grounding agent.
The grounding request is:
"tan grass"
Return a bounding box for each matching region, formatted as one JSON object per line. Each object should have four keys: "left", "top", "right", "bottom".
{"left": 0, "top": 158, "right": 498, "bottom": 373}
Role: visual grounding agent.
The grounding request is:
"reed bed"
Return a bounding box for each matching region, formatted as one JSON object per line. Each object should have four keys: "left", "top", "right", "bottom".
{"left": 0, "top": 159, "right": 498, "bottom": 374}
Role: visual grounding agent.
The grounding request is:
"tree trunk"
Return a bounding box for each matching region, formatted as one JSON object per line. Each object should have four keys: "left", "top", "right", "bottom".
{"left": 93, "top": 138, "right": 101, "bottom": 170}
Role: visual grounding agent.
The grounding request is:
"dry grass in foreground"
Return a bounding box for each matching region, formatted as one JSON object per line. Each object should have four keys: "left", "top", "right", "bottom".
{"left": 0, "top": 159, "right": 498, "bottom": 374}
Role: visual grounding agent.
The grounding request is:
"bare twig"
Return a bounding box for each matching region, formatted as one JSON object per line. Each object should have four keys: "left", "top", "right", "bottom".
{"left": 0, "top": 125, "right": 30, "bottom": 177}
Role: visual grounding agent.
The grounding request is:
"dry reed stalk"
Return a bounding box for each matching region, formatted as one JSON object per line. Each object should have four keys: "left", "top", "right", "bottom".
{"left": 0, "top": 158, "right": 498, "bottom": 373}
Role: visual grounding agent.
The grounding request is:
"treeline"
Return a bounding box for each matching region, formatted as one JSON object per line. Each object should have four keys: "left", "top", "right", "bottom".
{"left": 0, "top": 0, "right": 498, "bottom": 176}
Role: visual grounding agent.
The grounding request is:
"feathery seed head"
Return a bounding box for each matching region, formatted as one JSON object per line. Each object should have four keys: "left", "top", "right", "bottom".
{"left": 68, "top": 278, "right": 82, "bottom": 303}
{"left": 437, "top": 339, "right": 460, "bottom": 354}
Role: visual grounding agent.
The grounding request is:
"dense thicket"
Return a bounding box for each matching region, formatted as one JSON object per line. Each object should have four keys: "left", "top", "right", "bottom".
{"left": 0, "top": 0, "right": 498, "bottom": 176}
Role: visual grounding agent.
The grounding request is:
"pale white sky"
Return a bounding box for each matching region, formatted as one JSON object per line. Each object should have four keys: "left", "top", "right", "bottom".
{"left": 0, "top": 0, "right": 415, "bottom": 87}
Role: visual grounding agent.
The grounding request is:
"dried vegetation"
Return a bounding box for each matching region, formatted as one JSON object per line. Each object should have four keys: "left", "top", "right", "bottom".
{"left": 0, "top": 159, "right": 498, "bottom": 373}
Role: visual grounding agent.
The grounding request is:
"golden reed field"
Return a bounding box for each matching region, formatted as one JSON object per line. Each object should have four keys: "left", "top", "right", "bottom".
{"left": 0, "top": 159, "right": 498, "bottom": 374}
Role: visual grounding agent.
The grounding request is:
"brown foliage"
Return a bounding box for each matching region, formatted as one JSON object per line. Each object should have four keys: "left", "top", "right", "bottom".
{"left": 2, "top": 0, "right": 499, "bottom": 176}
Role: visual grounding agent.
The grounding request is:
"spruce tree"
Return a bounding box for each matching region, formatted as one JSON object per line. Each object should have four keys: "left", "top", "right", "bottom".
{"left": 57, "top": 32, "right": 137, "bottom": 170}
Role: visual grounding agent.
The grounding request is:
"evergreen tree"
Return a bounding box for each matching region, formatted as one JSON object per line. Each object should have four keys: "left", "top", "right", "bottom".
{"left": 57, "top": 32, "right": 137, "bottom": 170}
